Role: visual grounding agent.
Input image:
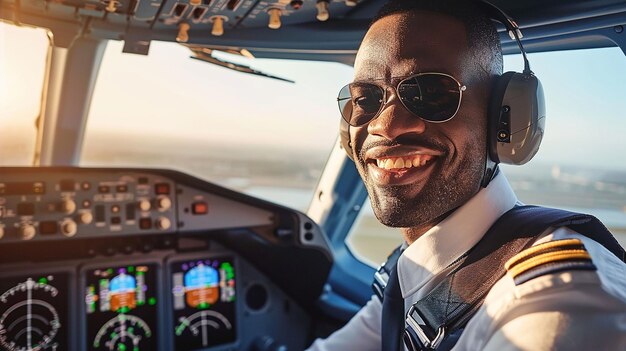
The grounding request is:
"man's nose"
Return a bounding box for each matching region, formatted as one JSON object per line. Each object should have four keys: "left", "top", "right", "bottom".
{"left": 367, "top": 93, "right": 427, "bottom": 140}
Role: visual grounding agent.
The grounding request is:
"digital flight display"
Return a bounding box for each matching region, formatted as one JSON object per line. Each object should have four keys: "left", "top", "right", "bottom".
{"left": 84, "top": 264, "right": 158, "bottom": 351}
{"left": 170, "top": 257, "right": 236, "bottom": 350}
{"left": 0, "top": 273, "right": 70, "bottom": 351}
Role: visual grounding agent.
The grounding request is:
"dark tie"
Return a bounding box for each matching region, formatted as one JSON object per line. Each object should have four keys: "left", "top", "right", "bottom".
{"left": 381, "top": 263, "right": 404, "bottom": 351}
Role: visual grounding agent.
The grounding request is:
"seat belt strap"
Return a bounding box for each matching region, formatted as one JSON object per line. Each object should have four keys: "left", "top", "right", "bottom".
{"left": 372, "top": 245, "right": 403, "bottom": 302}
{"left": 402, "top": 205, "right": 626, "bottom": 351}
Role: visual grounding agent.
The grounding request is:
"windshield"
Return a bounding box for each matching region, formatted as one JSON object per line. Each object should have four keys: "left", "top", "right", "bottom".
{"left": 81, "top": 41, "right": 353, "bottom": 211}
{"left": 0, "top": 22, "right": 49, "bottom": 165}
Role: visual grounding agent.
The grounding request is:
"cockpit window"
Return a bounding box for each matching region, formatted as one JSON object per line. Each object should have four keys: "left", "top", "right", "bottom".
{"left": 81, "top": 41, "right": 353, "bottom": 211}
{"left": 348, "top": 47, "right": 626, "bottom": 266}
{"left": 0, "top": 22, "right": 49, "bottom": 166}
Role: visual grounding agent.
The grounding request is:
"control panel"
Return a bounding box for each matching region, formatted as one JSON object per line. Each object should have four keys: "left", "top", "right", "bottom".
{"left": 0, "top": 173, "right": 177, "bottom": 243}
{"left": 0, "top": 169, "right": 279, "bottom": 244}
{"left": 0, "top": 167, "right": 333, "bottom": 351}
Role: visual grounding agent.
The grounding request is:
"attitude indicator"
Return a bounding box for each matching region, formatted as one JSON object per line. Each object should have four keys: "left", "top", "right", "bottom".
{"left": 171, "top": 257, "right": 236, "bottom": 350}
{"left": 0, "top": 273, "right": 70, "bottom": 351}
{"left": 85, "top": 264, "right": 158, "bottom": 351}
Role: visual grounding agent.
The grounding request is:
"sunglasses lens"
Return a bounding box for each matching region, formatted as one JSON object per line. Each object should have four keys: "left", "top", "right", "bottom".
{"left": 338, "top": 83, "right": 384, "bottom": 126}
{"left": 398, "top": 74, "right": 461, "bottom": 122}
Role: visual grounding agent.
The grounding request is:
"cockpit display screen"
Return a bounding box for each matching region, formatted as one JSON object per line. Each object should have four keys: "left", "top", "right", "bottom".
{"left": 0, "top": 273, "right": 69, "bottom": 351}
{"left": 84, "top": 264, "right": 158, "bottom": 351}
{"left": 170, "top": 257, "right": 236, "bottom": 350}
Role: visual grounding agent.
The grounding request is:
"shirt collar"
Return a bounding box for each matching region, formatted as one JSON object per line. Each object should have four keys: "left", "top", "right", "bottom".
{"left": 397, "top": 171, "right": 518, "bottom": 298}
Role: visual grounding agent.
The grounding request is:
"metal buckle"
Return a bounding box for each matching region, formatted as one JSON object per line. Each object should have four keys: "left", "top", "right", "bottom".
{"left": 374, "top": 264, "right": 389, "bottom": 287}
{"left": 405, "top": 305, "right": 446, "bottom": 350}
{"left": 372, "top": 264, "right": 389, "bottom": 300}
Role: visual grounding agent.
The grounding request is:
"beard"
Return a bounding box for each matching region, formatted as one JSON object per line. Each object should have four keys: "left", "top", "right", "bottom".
{"left": 363, "top": 141, "right": 485, "bottom": 228}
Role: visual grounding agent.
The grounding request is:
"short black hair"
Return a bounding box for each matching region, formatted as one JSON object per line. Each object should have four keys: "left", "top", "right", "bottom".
{"left": 372, "top": 0, "right": 503, "bottom": 78}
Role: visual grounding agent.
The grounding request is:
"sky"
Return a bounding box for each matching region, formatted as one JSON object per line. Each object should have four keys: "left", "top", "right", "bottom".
{"left": 1, "top": 21, "right": 626, "bottom": 171}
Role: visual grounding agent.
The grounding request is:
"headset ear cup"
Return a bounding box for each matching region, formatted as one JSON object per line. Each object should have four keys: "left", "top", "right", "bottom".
{"left": 488, "top": 72, "right": 516, "bottom": 163}
{"left": 339, "top": 118, "right": 354, "bottom": 160}
{"left": 489, "top": 72, "right": 545, "bottom": 165}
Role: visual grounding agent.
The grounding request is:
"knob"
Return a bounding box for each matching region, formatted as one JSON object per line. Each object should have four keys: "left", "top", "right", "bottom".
{"left": 19, "top": 224, "right": 36, "bottom": 240}
{"left": 210, "top": 16, "right": 225, "bottom": 36}
{"left": 155, "top": 217, "right": 171, "bottom": 230}
{"left": 177, "top": 22, "right": 190, "bottom": 43}
{"left": 189, "top": 0, "right": 201, "bottom": 5}
{"left": 268, "top": 8, "right": 282, "bottom": 29}
{"left": 61, "top": 220, "right": 78, "bottom": 237}
{"left": 105, "top": 0, "right": 117, "bottom": 13}
{"left": 156, "top": 196, "right": 172, "bottom": 212}
{"left": 60, "top": 199, "right": 77, "bottom": 214}
{"left": 138, "top": 199, "right": 151, "bottom": 212}
{"left": 316, "top": 0, "right": 330, "bottom": 21}
{"left": 77, "top": 211, "right": 93, "bottom": 225}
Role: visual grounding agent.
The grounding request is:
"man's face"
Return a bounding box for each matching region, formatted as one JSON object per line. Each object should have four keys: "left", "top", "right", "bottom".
{"left": 351, "top": 11, "right": 489, "bottom": 228}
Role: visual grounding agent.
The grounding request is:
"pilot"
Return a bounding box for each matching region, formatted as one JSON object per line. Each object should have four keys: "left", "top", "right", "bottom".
{"left": 307, "top": 0, "right": 626, "bottom": 350}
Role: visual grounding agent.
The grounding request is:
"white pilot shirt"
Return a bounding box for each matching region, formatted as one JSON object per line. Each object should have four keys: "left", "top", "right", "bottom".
{"left": 306, "top": 172, "right": 626, "bottom": 351}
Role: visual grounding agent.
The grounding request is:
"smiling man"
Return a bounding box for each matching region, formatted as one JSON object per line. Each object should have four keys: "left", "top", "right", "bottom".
{"left": 307, "top": 0, "right": 626, "bottom": 350}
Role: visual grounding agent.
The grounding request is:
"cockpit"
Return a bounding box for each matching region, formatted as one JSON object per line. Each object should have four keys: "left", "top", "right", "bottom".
{"left": 1, "top": 0, "right": 625, "bottom": 350}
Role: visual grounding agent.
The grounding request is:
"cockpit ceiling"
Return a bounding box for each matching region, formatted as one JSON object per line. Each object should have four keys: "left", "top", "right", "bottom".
{"left": 1, "top": 0, "right": 625, "bottom": 63}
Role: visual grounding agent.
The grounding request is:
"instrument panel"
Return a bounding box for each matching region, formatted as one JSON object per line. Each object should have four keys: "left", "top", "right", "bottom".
{"left": 0, "top": 167, "right": 332, "bottom": 351}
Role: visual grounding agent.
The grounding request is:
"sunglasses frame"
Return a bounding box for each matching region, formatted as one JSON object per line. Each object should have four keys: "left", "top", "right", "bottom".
{"left": 337, "top": 72, "right": 467, "bottom": 127}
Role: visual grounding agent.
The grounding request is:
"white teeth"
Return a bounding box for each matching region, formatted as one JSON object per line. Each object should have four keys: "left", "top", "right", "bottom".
{"left": 412, "top": 157, "right": 421, "bottom": 167}
{"left": 375, "top": 155, "right": 435, "bottom": 170}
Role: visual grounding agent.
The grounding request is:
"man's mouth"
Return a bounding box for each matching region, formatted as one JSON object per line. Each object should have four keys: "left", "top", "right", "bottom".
{"left": 366, "top": 153, "right": 440, "bottom": 186}
{"left": 373, "top": 154, "right": 435, "bottom": 171}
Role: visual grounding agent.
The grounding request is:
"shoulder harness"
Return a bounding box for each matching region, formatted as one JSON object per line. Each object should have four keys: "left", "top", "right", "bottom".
{"left": 374, "top": 205, "right": 626, "bottom": 351}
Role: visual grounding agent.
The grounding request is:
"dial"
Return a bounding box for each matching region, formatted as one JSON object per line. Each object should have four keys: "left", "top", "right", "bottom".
{"left": 170, "top": 258, "right": 236, "bottom": 350}
{"left": 85, "top": 264, "right": 158, "bottom": 351}
{"left": 93, "top": 314, "right": 152, "bottom": 351}
{"left": 0, "top": 274, "right": 69, "bottom": 351}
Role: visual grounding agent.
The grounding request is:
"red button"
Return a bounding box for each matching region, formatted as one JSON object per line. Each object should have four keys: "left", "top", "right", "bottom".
{"left": 192, "top": 202, "right": 208, "bottom": 215}
{"left": 155, "top": 183, "right": 170, "bottom": 195}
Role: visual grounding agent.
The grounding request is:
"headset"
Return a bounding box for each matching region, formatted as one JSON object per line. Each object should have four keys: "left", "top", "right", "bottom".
{"left": 339, "top": 0, "right": 546, "bottom": 188}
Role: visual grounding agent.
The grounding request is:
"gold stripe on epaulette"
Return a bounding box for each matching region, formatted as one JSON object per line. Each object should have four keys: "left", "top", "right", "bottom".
{"left": 507, "top": 249, "right": 591, "bottom": 278}
{"left": 505, "top": 238, "right": 584, "bottom": 271}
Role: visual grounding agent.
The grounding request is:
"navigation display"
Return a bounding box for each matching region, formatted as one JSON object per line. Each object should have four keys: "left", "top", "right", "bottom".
{"left": 0, "top": 272, "right": 69, "bottom": 351}
{"left": 170, "top": 257, "right": 236, "bottom": 350}
{"left": 84, "top": 264, "right": 158, "bottom": 351}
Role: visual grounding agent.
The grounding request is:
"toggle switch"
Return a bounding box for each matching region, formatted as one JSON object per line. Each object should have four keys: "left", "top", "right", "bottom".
{"left": 210, "top": 16, "right": 226, "bottom": 36}
{"left": 177, "top": 22, "right": 190, "bottom": 43}
{"left": 268, "top": 8, "right": 282, "bottom": 29}
{"left": 316, "top": 0, "right": 330, "bottom": 21}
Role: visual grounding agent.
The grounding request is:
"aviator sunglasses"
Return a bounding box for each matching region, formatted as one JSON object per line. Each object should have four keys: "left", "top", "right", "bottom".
{"left": 337, "top": 72, "right": 467, "bottom": 127}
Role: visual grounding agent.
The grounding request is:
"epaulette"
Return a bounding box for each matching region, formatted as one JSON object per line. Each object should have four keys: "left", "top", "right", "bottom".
{"left": 505, "top": 238, "right": 597, "bottom": 285}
